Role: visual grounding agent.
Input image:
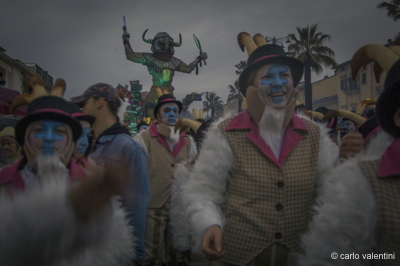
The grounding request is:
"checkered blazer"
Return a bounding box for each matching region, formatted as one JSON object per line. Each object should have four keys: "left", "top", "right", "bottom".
{"left": 141, "top": 130, "right": 192, "bottom": 209}
{"left": 359, "top": 160, "right": 400, "bottom": 266}
{"left": 218, "top": 117, "right": 320, "bottom": 265}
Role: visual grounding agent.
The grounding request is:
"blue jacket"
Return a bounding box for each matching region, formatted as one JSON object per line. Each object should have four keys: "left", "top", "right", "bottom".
{"left": 88, "top": 123, "right": 150, "bottom": 262}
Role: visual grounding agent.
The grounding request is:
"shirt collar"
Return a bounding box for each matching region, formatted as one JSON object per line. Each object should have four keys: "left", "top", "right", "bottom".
{"left": 377, "top": 137, "right": 400, "bottom": 178}
{"left": 226, "top": 109, "right": 308, "bottom": 132}
{"left": 150, "top": 122, "right": 158, "bottom": 137}
{"left": 226, "top": 109, "right": 308, "bottom": 168}
{"left": 149, "top": 122, "right": 187, "bottom": 137}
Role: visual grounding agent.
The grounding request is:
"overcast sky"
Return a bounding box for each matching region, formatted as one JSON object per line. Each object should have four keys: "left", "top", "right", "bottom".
{"left": 1, "top": 0, "right": 398, "bottom": 118}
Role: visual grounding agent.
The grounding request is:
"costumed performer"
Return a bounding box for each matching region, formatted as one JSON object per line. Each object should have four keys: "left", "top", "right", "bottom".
{"left": 0, "top": 76, "right": 135, "bottom": 265}
{"left": 295, "top": 41, "right": 400, "bottom": 266}
{"left": 178, "top": 32, "right": 340, "bottom": 266}
{"left": 0, "top": 127, "right": 22, "bottom": 167}
{"left": 134, "top": 93, "right": 197, "bottom": 266}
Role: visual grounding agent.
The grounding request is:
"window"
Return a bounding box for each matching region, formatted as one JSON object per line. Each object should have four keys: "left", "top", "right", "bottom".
{"left": 361, "top": 73, "right": 367, "bottom": 84}
{"left": 341, "top": 78, "right": 359, "bottom": 92}
{"left": 340, "top": 79, "right": 348, "bottom": 90}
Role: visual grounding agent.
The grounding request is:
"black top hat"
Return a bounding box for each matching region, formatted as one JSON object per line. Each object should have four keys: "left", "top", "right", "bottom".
{"left": 15, "top": 96, "right": 82, "bottom": 146}
{"left": 238, "top": 44, "right": 304, "bottom": 97}
{"left": 153, "top": 94, "right": 183, "bottom": 117}
{"left": 68, "top": 102, "right": 96, "bottom": 126}
{"left": 376, "top": 59, "right": 400, "bottom": 138}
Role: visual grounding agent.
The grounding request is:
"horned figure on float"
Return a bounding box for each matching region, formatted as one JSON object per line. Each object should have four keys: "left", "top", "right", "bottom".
{"left": 142, "top": 30, "right": 182, "bottom": 54}
{"left": 122, "top": 16, "right": 208, "bottom": 118}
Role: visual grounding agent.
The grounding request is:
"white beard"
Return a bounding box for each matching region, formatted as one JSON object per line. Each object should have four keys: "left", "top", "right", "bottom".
{"left": 258, "top": 106, "right": 286, "bottom": 158}
{"left": 167, "top": 125, "right": 181, "bottom": 148}
{"left": 35, "top": 155, "right": 69, "bottom": 184}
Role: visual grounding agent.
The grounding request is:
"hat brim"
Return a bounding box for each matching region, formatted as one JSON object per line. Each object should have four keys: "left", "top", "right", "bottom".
{"left": 358, "top": 115, "right": 379, "bottom": 140}
{"left": 376, "top": 59, "right": 400, "bottom": 138}
{"left": 376, "top": 84, "right": 400, "bottom": 138}
{"left": 15, "top": 112, "right": 83, "bottom": 146}
{"left": 153, "top": 100, "right": 183, "bottom": 118}
{"left": 70, "top": 94, "right": 90, "bottom": 107}
{"left": 239, "top": 56, "right": 304, "bottom": 97}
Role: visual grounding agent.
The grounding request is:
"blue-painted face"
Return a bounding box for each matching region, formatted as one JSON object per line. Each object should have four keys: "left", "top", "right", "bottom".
{"left": 254, "top": 64, "right": 295, "bottom": 108}
{"left": 343, "top": 120, "right": 356, "bottom": 133}
{"left": 76, "top": 126, "right": 91, "bottom": 155}
{"left": 139, "top": 124, "right": 148, "bottom": 130}
{"left": 158, "top": 103, "right": 179, "bottom": 126}
{"left": 28, "top": 120, "right": 70, "bottom": 157}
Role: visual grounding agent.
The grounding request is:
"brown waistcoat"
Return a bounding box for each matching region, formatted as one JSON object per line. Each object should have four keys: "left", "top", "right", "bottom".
{"left": 141, "top": 130, "right": 192, "bottom": 209}
{"left": 359, "top": 160, "right": 400, "bottom": 266}
{"left": 218, "top": 117, "right": 320, "bottom": 266}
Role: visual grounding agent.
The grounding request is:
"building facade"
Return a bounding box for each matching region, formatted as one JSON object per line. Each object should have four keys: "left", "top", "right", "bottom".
{"left": 0, "top": 46, "right": 53, "bottom": 93}
{"left": 298, "top": 59, "right": 387, "bottom": 111}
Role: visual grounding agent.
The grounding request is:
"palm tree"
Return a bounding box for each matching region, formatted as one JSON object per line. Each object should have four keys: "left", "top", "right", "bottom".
{"left": 227, "top": 61, "right": 247, "bottom": 113}
{"left": 203, "top": 92, "right": 224, "bottom": 118}
{"left": 287, "top": 24, "right": 337, "bottom": 110}
{"left": 184, "top": 109, "right": 194, "bottom": 120}
{"left": 377, "top": 0, "right": 400, "bottom": 21}
{"left": 227, "top": 80, "right": 243, "bottom": 113}
{"left": 234, "top": 60, "right": 247, "bottom": 75}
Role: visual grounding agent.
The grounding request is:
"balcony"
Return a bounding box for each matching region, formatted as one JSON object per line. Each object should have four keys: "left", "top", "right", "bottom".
{"left": 26, "top": 63, "right": 53, "bottom": 85}
{"left": 340, "top": 77, "right": 359, "bottom": 94}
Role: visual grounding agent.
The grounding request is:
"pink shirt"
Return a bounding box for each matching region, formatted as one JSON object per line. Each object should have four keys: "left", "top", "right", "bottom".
{"left": 377, "top": 137, "right": 400, "bottom": 178}
{"left": 0, "top": 158, "right": 86, "bottom": 193}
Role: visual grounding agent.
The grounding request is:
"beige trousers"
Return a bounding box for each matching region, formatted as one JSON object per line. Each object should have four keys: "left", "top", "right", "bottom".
{"left": 142, "top": 199, "right": 187, "bottom": 266}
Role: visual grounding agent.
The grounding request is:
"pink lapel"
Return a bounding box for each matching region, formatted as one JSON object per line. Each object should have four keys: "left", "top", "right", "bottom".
{"left": 150, "top": 122, "right": 171, "bottom": 151}
{"left": 69, "top": 159, "right": 87, "bottom": 180}
{"left": 226, "top": 110, "right": 308, "bottom": 168}
{"left": 150, "top": 122, "right": 187, "bottom": 157}
{"left": 377, "top": 137, "right": 400, "bottom": 178}
{"left": 226, "top": 110, "right": 279, "bottom": 166}
{"left": 0, "top": 159, "right": 26, "bottom": 192}
{"left": 172, "top": 136, "right": 187, "bottom": 157}
{"left": 278, "top": 115, "right": 307, "bottom": 165}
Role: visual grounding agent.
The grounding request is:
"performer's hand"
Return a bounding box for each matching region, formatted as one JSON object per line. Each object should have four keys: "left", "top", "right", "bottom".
{"left": 339, "top": 132, "right": 364, "bottom": 160}
{"left": 68, "top": 160, "right": 128, "bottom": 221}
{"left": 199, "top": 52, "right": 208, "bottom": 60}
{"left": 122, "top": 31, "right": 131, "bottom": 42}
{"left": 202, "top": 225, "right": 224, "bottom": 260}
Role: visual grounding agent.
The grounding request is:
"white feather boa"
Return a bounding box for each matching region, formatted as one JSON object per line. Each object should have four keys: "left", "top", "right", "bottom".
{"left": 0, "top": 178, "right": 135, "bottom": 266}
{"left": 295, "top": 130, "right": 393, "bottom": 266}
{"left": 169, "top": 135, "right": 198, "bottom": 251}
{"left": 180, "top": 115, "right": 234, "bottom": 254}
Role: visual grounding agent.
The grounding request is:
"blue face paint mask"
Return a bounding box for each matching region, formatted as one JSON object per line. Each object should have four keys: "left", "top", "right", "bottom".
{"left": 33, "top": 120, "right": 67, "bottom": 157}
{"left": 259, "top": 65, "right": 289, "bottom": 105}
{"left": 160, "top": 104, "right": 179, "bottom": 125}
{"left": 76, "top": 127, "right": 91, "bottom": 155}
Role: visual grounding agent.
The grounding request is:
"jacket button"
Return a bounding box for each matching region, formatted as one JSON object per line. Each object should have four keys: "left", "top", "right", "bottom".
{"left": 277, "top": 181, "right": 284, "bottom": 187}
{"left": 171, "top": 163, "right": 175, "bottom": 167}
{"left": 275, "top": 233, "right": 282, "bottom": 239}
{"left": 276, "top": 204, "right": 283, "bottom": 211}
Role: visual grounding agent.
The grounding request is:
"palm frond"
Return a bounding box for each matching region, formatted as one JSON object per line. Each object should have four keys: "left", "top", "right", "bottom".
{"left": 377, "top": 1, "right": 400, "bottom": 21}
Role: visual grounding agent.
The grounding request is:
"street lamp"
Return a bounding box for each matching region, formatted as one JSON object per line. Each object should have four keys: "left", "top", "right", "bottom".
{"left": 264, "top": 35, "right": 291, "bottom": 49}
